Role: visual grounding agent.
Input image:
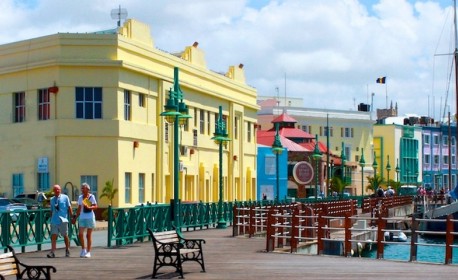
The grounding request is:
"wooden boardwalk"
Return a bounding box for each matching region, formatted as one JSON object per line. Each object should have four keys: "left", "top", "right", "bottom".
{"left": 15, "top": 227, "right": 458, "bottom": 279}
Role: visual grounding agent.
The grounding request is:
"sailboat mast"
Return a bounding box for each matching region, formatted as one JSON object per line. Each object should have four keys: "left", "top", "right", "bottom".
{"left": 455, "top": 0, "right": 458, "bottom": 192}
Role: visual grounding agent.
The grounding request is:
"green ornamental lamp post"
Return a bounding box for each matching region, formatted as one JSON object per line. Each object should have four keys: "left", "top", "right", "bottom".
{"left": 340, "top": 142, "right": 346, "bottom": 197}
{"left": 160, "top": 67, "right": 191, "bottom": 230}
{"left": 312, "top": 135, "right": 323, "bottom": 201}
{"left": 372, "top": 152, "right": 378, "bottom": 190}
{"left": 359, "top": 148, "right": 365, "bottom": 196}
{"left": 271, "top": 123, "right": 284, "bottom": 203}
{"left": 211, "top": 106, "right": 231, "bottom": 229}
{"left": 386, "top": 155, "right": 392, "bottom": 184}
{"left": 395, "top": 158, "right": 400, "bottom": 183}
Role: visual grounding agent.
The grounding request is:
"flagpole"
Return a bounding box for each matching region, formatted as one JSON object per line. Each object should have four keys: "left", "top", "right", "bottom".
{"left": 385, "top": 80, "right": 388, "bottom": 108}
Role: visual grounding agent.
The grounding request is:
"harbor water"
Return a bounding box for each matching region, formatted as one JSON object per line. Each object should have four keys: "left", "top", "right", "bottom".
{"left": 363, "top": 235, "right": 458, "bottom": 264}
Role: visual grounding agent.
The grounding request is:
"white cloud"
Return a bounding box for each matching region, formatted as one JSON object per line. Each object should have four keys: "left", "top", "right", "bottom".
{"left": 0, "top": 0, "right": 454, "bottom": 119}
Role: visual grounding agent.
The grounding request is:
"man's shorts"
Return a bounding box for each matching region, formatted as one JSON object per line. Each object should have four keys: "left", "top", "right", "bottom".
{"left": 79, "top": 218, "right": 96, "bottom": 229}
{"left": 51, "top": 222, "right": 68, "bottom": 236}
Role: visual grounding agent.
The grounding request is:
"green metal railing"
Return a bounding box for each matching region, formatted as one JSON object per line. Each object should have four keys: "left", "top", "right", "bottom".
{"left": 0, "top": 208, "right": 79, "bottom": 253}
{"left": 106, "top": 200, "right": 278, "bottom": 247}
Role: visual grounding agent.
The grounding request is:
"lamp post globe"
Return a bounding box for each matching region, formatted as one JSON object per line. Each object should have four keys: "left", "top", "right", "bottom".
{"left": 386, "top": 155, "right": 391, "bottom": 184}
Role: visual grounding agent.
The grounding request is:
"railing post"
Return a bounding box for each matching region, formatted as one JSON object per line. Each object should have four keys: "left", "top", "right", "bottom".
{"left": 249, "top": 205, "right": 255, "bottom": 238}
{"left": 344, "top": 213, "right": 352, "bottom": 257}
{"left": 317, "top": 212, "right": 325, "bottom": 255}
{"left": 376, "top": 213, "right": 384, "bottom": 259}
{"left": 445, "top": 214, "right": 453, "bottom": 264}
{"left": 266, "top": 208, "right": 275, "bottom": 252}
{"left": 232, "top": 205, "right": 238, "bottom": 237}
{"left": 290, "top": 208, "right": 298, "bottom": 253}
{"left": 410, "top": 215, "right": 418, "bottom": 262}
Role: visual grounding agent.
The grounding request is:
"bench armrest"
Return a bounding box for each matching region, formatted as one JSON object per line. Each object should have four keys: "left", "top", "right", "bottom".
{"left": 17, "top": 263, "right": 57, "bottom": 280}
{"left": 180, "top": 238, "right": 206, "bottom": 250}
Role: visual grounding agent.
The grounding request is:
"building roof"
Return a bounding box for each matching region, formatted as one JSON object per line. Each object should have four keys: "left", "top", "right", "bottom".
{"left": 278, "top": 127, "right": 314, "bottom": 139}
{"left": 257, "top": 130, "right": 309, "bottom": 152}
{"left": 272, "top": 112, "right": 297, "bottom": 124}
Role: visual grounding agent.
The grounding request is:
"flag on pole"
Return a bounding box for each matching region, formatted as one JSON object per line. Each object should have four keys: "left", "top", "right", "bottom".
{"left": 376, "top": 77, "right": 386, "bottom": 84}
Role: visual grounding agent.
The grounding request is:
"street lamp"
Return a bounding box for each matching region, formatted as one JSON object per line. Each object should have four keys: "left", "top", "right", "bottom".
{"left": 386, "top": 155, "right": 391, "bottom": 184}
{"left": 395, "top": 159, "right": 400, "bottom": 183}
{"left": 359, "top": 148, "right": 365, "bottom": 196}
{"left": 160, "top": 67, "right": 191, "bottom": 230}
{"left": 211, "top": 105, "right": 231, "bottom": 229}
{"left": 312, "top": 135, "right": 323, "bottom": 201}
{"left": 271, "top": 123, "right": 284, "bottom": 203}
{"left": 340, "top": 142, "right": 346, "bottom": 197}
{"left": 372, "top": 152, "right": 378, "bottom": 190}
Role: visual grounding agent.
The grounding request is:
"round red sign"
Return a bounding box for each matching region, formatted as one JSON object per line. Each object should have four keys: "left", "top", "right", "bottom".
{"left": 292, "top": 161, "right": 314, "bottom": 185}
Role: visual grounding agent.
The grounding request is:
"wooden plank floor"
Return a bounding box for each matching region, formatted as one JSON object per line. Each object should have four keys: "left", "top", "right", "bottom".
{"left": 15, "top": 227, "right": 458, "bottom": 279}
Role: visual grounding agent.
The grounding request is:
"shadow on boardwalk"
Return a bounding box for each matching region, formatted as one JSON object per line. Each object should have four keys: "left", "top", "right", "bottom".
{"left": 16, "top": 227, "right": 458, "bottom": 280}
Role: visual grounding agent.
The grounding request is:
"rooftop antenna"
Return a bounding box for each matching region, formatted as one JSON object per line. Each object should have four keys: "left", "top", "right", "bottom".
{"left": 111, "top": 5, "right": 128, "bottom": 27}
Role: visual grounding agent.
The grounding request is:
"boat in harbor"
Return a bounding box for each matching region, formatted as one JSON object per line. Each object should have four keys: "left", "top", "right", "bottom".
{"left": 384, "top": 230, "right": 408, "bottom": 242}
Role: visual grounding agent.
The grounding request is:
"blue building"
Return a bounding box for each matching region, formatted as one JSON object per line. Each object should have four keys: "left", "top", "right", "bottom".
{"left": 256, "top": 145, "right": 288, "bottom": 200}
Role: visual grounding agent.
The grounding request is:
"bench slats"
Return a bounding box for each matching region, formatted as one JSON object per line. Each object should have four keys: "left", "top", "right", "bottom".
{"left": 0, "top": 256, "right": 15, "bottom": 265}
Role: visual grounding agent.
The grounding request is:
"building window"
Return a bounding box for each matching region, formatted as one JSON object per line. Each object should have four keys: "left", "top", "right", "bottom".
{"left": 194, "top": 107, "right": 198, "bottom": 127}
{"left": 12, "top": 173, "right": 24, "bottom": 197}
{"left": 200, "top": 110, "right": 205, "bottom": 134}
{"left": 14, "top": 92, "right": 26, "bottom": 123}
{"left": 452, "top": 137, "right": 456, "bottom": 146}
{"left": 434, "top": 155, "right": 440, "bottom": 165}
{"left": 81, "top": 175, "right": 98, "bottom": 199}
{"left": 424, "top": 154, "right": 430, "bottom": 164}
{"left": 207, "top": 111, "right": 211, "bottom": 135}
{"left": 139, "top": 173, "right": 145, "bottom": 203}
{"left": 38, "top": 89, "right": 50, "bottom": 120}
{"left": 443, "top": 135, "right": 449, "bottom": 146}
{"left": 444, "top": 155, "right": 449, "bottom": 165}
{"left": 433, "top": 135, "right": 439, "bottom": 145}
{"left": 38, "top": 173, "right": 49, "bottom": 192}
{"left": 124, "top": 90, "right": 131, "bottom": 121}
{"left": 76, "top": 87, "right": 102, "bottom": 119}
{"left": 125, "top": 172, "right": 131, "bottom": 204}
{"left": 234, "top": 117, "right": 239, "bottom": 140}
{"left": 247, "top": 122, "right": 252, "bottom": 142}
{"left": 139, "top": 93, "right": 146, "bottom": 107}
{"left": 424, "top": 134, "right": 430, "bottom": 145}
{"left": 330, "top": 127, "right": 334, "bottom": 137}
{"left": 165, "top": 123, "right": 169, "bottom": 143}
{"left": 193, "top": 129, "right": 198, "bottom": 146}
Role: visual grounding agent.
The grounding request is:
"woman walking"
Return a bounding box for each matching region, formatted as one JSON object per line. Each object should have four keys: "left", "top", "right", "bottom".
{"left": 72, "top": 183, "right": 97, "bottom": 258}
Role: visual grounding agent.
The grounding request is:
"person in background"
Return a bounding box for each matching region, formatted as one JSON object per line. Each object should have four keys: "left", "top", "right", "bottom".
{"left": 48, "top": 184, "right": 73, "bottom": 258}
{"left": 72, "top": 183, "right": 97, "bottom": 258}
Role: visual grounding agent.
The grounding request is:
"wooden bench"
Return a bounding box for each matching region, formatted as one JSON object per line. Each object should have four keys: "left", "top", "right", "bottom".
{"left": 147, "top": 228, "right": 205, "bottom": 279}
{"left": 0, "top": 245, "right": 56, "bottom": 280}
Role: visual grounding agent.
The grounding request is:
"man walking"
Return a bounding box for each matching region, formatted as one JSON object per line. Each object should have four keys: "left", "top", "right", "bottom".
{"left": 47, "top": 184, "right": 73, "bottom": 258}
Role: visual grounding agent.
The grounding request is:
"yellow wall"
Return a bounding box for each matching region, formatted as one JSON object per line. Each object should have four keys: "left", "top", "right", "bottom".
{"left": 0, "top": 19, "right": 258, "bottom": 207}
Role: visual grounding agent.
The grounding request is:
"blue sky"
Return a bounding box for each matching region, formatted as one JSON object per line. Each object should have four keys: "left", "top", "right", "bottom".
{"left": 1, "top": 0, "right": 457, "bottom": 118}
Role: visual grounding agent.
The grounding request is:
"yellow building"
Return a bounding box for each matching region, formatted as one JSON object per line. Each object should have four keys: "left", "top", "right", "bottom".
{"left": 373, "top": 124, "right": 423, "bottom": 185}
{"left": 0, "top": 19, "right": 258, "bottom": 207}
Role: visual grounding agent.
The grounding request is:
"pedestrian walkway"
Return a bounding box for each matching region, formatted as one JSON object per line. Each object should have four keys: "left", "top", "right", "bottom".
{"left": 15, "top": 227, "right": 458, "bottom": 279}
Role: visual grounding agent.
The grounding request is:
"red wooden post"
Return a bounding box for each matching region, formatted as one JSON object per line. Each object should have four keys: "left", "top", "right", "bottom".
{"left": 409, "top": 215, "right": 418, "bottom": 262}
{"left": 344, "top": 213, "right": 352, "bottom": 257}
{"left": 290, "top": 208, "right": 298, "bottom": 253}
{"left": 445, "top": 214, "right": 453, "bottom": 264}
{"left": 266, "top": 208, "right": 275, "bottom": 252}
{"left": 232, "top": 205, "right": 238, "bottom": 237}
{"left": 376, "top": 213, "right": 384, "bottom": 259}
{"left": 317, "top": 212, "right": 325, "bottom": 255}
{"left": 249, "top": 205, "right": 255, "bottom": 238}
{"left": 278, "top": 208, "right": 284, "bottom": 248}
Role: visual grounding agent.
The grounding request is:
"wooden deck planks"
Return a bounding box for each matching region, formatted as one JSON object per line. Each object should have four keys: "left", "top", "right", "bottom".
{"left": 11, "top": 227, "right": 458, "bottom": 280}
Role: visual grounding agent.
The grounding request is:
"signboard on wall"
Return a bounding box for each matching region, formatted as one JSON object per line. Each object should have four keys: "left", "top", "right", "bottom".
{"left": 292, "top": 161, "right": 314, "bottom": 185}
{"left": 37, "top": 157, "right": 48, "bottom": 173}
